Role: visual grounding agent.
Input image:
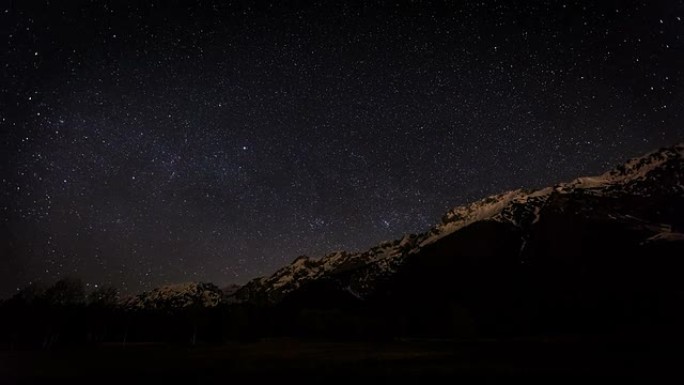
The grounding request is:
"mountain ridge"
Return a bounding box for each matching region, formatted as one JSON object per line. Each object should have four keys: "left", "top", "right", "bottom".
{"left": 120, "top": 142, "right": 684, "bottom": 310}
{"left": 232, "top": 142, "right": 684, "bottom": 304}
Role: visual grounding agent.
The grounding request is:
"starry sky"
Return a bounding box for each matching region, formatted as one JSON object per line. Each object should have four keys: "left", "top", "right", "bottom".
{"left": 1, "top": 0, "right": 683, "bottom": 297}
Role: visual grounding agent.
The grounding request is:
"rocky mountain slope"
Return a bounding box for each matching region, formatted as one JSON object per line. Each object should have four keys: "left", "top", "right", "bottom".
{"left": 123, "top": 282, "right": 223, "bottom": 310}
{"left": 233, "top": 143, "right": 684, "bottom": 305}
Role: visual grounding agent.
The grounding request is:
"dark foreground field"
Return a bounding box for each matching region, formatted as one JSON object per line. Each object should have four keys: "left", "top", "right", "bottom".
{"left": 2, "top": 337, "right": 682, "bottom": 384}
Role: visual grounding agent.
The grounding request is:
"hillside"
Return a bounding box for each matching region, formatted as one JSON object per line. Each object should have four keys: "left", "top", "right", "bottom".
{"left": 232, "top": 143, "right": 684, "bottom": 318}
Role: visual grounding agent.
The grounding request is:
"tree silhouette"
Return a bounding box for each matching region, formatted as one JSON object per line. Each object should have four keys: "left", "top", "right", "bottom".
{"left": 88, "top": 286, "right": 119, "bottom": 307}
{"left": 40, "top": 278, "right": 86, "bottom": 348}
{"left": 43, "top": 277, "right": 86, "bottom": 307}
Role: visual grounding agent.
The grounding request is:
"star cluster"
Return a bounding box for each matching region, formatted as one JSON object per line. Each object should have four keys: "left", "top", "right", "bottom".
{"left": 1, "top": 1, "right": 683, "bottom": 296}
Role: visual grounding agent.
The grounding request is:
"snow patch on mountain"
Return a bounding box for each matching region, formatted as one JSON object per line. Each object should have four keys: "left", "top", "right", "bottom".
{"left": 422, "top": 189, "right": 534, "bottom": 246}
{"left": 124, "top": 282, "right": 222, "bottom": 310}
{"left": 562, "top": 143, "right": 684, "bottom": 191}
{"left": 646, "top": 232, "right": 684, "bottom": 243}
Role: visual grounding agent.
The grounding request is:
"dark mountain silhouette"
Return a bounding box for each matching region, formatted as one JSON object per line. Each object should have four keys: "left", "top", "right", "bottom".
{"left": 230, "top": 142, "right": 684, "bottom": 336}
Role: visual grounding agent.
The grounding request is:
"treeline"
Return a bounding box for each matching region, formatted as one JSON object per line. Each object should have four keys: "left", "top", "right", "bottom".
{"left": 0, "top": 278, "right": 262, "bottom": 348}
{"left": 4, "top": 263, "right": 684, "bottom": 350}
{"left": 0, "top": 277, "right": 427, "bottom": 348}
{"left": 1, "top": 278, "right": 121, "bottom": 348}
{"left": 0, "top": 275, "right": 486, "bottom": 349}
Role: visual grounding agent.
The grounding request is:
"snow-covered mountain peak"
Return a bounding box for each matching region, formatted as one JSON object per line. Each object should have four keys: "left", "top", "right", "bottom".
{"left": 124, "top": 282, "right": 222, "bottom": 310}
{"left": 434, "top": 190, "right": 528, "bottom": 232}
{"left": 422, "top": 143, "right": 684, "bottom": 246}
{"left": 563, "top": 143, "right": 684, "bottom": 190}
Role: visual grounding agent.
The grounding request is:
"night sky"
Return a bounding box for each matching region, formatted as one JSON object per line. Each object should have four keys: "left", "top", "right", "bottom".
{"left": 2, "top": 1, "right": 683, "bottom": 297}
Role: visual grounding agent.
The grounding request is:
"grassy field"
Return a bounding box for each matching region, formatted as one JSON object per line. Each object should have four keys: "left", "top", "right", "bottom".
{"left": 1, "top": 337, "right": 681, "bottom": 384}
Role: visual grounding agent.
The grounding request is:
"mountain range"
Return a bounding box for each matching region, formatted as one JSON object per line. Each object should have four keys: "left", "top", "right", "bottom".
{"left": 231, "top": 143, "right": 683, "bottom": 302}
{"left": 126, "top": 143, "right": 684, "bottom": 335}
